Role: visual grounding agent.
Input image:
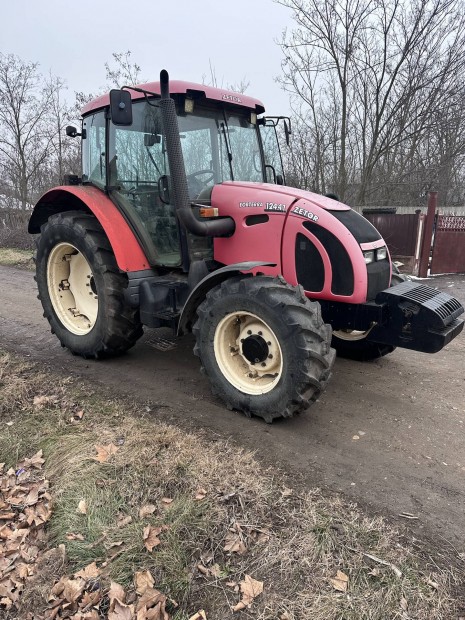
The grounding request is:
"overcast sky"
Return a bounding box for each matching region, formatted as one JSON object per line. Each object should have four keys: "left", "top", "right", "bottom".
{"left": 1, "top": 0, "right": 295, "bottom": 115}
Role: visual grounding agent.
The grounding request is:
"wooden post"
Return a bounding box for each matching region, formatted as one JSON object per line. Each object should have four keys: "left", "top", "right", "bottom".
{"left": 418, "top": 191, "right": 437, "bottom": 278}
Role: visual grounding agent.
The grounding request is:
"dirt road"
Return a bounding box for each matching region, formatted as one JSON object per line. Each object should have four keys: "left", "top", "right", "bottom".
{"left": 1, "top": 265, "right": 465, "bottom": 549}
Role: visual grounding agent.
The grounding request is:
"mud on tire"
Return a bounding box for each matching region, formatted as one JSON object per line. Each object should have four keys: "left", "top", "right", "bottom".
{"left": 193, "top": 276, "right": 335, "bottom": 422}
{"left": 35, "top": 211, "right": 143, "bottom": 358}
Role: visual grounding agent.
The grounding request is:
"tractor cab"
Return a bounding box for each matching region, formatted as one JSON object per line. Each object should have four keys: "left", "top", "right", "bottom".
{"left": 80, "top": 82, "right": 287, "bottom": 270}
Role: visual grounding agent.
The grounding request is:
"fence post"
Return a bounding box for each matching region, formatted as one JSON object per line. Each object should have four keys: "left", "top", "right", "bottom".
{"left": 418, "top": 192, "right": 437, "bottom": 278}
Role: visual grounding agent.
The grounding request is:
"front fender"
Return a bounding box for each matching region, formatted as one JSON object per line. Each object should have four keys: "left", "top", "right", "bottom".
{"left": 177, "top": 261, "right": 275, "bottom": 335}
{"left": 29, "top": 186, "right": 149, "bottom": 272}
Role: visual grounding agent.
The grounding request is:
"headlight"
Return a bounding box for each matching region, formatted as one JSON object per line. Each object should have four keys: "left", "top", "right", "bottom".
{"left": 376, "top": 246, "right": 387, "bottom": 261}
{"left": 363, "top": 250, "right": 375, "bottom": 264}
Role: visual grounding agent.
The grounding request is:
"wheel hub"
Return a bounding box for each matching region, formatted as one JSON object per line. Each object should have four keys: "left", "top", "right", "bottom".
{"left": 241, "top": 333, "right": 269, "bottom": 364}
{"left": 213, "top": 312, "right": 283, "bottom": 395}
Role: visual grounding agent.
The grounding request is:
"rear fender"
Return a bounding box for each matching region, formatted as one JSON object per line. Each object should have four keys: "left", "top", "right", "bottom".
{"left": 28, "top": 186, "right": 149, "bottom": 272}
{"left": 177, "top": 261, "right": 275, "bottom": 335}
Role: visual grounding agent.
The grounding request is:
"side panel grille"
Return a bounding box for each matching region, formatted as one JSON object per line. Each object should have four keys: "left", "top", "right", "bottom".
{"left": 303, "top": 222, "right": 354, "bottom": 296}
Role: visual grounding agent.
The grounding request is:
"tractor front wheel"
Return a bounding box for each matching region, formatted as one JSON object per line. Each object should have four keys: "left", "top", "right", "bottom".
{"left": 35, "top": 211, "right": 143, "bottom": 358}
{"left": 193, "top": 276, "right": 335, "bottom": 422}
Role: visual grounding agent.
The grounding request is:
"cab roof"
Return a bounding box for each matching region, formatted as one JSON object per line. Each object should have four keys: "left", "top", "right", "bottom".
{"left": 81, "top": 80, "right": 265, "bottom": 116}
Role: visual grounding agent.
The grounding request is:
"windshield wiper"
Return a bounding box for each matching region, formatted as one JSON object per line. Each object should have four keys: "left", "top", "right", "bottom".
{"left": 219, "top": 120, "right": 234, "bottom": 181}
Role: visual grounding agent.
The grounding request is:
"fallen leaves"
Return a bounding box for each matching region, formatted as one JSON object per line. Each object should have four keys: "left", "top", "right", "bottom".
{"left": 109, "top": 598, "right": 133, "bottom": 620}
{"left": 135, "top": 570, "right": 155, "bottom": 595}
{"left": 139, "top": 504, "right": 156, "bottom": 519}
{"left": 0, "top": 452, "right": 52, "bottom": 613}
{"left": 76, "top": 499, "right": 87, "bottom": 515}
{"left": 74, "top": 560, "right": 100, "bottom": 580}
{"left": 143, "top": 525, "right": 168, "bottom": 552}
{"left": 66, "top": 532, "right": 85, "bottom": 541}
{"left": 223, "top": 522, "right": 247, "bottom": 555}
{"left": 197, "top": 563, "right": 222, "bottom": 578}
{"left": 33, "top": 394, "right": 58, "bottom": 409}
{"left": 231, "top": 574, "right": 264, "bottom": 612}
{"left": 47, "top": 570, "right": 172, "bottom": 619}
{"left": 330, "top": 570, "right": 349, "bottom": 592}
{"left": 189, "top": 611, "right": 207, "bottom": 620}
{"left": 194, "top": 488, "right": 207, "bottom": 501}
{"left": 93, "top": 443, "right": 119, "bottom": 463}
{"left": 117, "top": 514, "right": 133, "bottom": 528}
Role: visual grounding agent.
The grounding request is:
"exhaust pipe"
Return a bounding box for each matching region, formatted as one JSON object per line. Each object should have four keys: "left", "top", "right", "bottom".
{"left": 159, "top": 70, "right": 235, "bottom": 237}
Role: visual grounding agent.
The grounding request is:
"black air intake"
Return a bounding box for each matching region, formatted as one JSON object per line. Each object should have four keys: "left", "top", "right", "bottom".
{"left": 158, "top": 70, "right": 234, "bottom": 238}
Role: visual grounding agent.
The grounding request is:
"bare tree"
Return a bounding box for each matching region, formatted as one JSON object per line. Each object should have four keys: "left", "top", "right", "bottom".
{"left": 203, "top": 60, "right": 250, "bottom": 94}
{"left": 278, "top": 0, "right": 465, "bottom": 206}
{"left": 0, "top": 54, "right": 61, "bottom": 208}
{"left": 105, "top": 50, "right": 143, "bottom": 88}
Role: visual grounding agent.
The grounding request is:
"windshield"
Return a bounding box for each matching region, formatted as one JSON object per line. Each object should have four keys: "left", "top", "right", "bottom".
{"left": 107, "top": 100, "right": 265, "bottom": 195}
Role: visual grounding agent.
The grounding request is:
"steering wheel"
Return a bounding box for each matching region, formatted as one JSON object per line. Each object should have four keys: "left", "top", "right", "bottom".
{"left": 186, "top": 169, "right": 215, "bottom": 198}
{"left": 186, "top": 169, "right": 215, "bottom": 183}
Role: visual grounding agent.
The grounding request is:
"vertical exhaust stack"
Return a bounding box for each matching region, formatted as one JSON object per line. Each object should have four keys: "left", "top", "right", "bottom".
{"left": 158, "top": 70, "right": 234, "bottom": 237}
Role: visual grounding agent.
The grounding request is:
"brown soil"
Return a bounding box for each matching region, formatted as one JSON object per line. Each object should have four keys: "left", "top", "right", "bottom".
{"left": 1, "top": 265, "right": 464, "bottom": 554}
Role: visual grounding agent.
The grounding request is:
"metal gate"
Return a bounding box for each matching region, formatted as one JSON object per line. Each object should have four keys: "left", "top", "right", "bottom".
{"left": 363, "top": 211, "right": 425, "bottom": 274}
{"left": 430, "top": 215, "right": 465, "bottom": 274}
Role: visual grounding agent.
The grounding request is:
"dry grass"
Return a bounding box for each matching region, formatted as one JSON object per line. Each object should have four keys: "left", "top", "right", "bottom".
{"left": 0, "top": 246, "right": 34, "bottom": 269}
{"left": 0, "top": 350, "right": 463, "bottom": 619}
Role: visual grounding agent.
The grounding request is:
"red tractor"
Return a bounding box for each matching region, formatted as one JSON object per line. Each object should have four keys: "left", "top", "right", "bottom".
{"left": 29, "top": 71, "right": 464, "bottom": 422}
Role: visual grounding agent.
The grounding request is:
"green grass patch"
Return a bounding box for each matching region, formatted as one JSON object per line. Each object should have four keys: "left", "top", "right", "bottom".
{"left": 0, "top": 246, "right": 34, "bottom": 269}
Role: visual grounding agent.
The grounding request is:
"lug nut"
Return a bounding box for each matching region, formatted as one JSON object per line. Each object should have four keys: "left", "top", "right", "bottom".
{"left": 247, "top": 330, "right": 252, "bottom": 335}
{"left": 240, "top": 338, "right": 245, "bottom": 343}
{"left": 258, "top": 331, "right": 262, "bottom": 335}
{"left": 261, "top": 362, "right": 266, "bottom": 367}
{"left": 267, "top": 341, "right": 272, "bottom": 346}
{"left": 268, "top": 354, "right": 273, "bottom": 359}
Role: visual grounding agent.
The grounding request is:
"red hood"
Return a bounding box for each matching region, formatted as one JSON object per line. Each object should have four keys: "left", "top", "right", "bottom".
{"left": 218, "top": 181, "right": 350, "bottom": 211}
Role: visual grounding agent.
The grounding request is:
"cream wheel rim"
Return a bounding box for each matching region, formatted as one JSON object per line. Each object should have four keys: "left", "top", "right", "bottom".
{"left": 213, "top": 311, "right": 283, "bottom": 395}
{"left": 333, "top": 324, "right": 376, "bottom": 341}
{"left": 47, "top": 242, "right": 98, "bottom": 335}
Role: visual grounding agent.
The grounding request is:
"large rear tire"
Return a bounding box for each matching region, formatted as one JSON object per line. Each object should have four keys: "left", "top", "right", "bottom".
{"left": 35, "top": 211, "right": 143, "bottom": 358}
{"left": 331, "top": 271, "right": 408, "bottom": 361}
{"left": 193, "top": 276, "right": 335, "bottom": 422}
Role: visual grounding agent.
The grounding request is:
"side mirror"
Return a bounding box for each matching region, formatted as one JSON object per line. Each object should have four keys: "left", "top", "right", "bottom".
{"left": 110, "top": 89, "right": 133, "bottom": 126}
{"left": 66, "top": 125, "right": 79, "bottom": 138}
{"left": 66, "top": 125, "right": 86, "bottom": 139}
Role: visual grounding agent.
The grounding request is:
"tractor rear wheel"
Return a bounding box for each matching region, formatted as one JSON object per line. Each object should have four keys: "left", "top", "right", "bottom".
{"left": 193, "top": 276, "right": 335, "bottom": 422}
{"left": 331, "top": 271, "right": 408, "bottom": 361}
{"left": 35, "top": 211, "right": 143, "bottom": 358}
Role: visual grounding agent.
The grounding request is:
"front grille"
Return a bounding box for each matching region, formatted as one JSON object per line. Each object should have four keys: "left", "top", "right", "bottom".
{"left": 367, "top": 259, "right": 390, "bottom": 300}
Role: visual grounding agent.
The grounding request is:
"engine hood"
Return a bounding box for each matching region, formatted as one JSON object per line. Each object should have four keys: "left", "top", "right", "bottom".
{"left": 215, "top": 181, "right": 351, "bottom": 212}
